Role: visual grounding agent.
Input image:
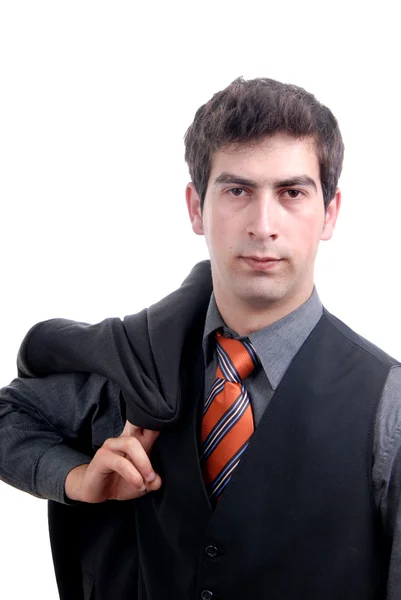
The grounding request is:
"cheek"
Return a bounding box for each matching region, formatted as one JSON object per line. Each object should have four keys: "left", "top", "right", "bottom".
{"left": 204, "top": 221, "right": 238, "bottom": 260}
{"left": 300, "top": 225, "right": 323, "bottom": 257}
{"left": 207, "top": 211, "right": 239, "bottom": 239}
{"left": 296, "top": 209, "right": 325, "bottom": 237}
{"left": 285, "top": 217, "right": 322, "bottom": 258}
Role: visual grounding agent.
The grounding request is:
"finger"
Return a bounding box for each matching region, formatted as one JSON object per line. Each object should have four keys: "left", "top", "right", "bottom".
{"left": 93, "top": 447, "right": 148, "bottom": 492}
{"left": 120, "top": 422, "right": 160, "bottom": 454}
{"left": 120, "top": 420, "right": 141, "bottom": 437}
{"left": 104, "top": 436, "right": 157, "bottom": 484}
{"left": 144, "top": 472, "right": 162, "bottom": 492}
{"left": 136, "top": 429, "right": 160, "bottom": 454}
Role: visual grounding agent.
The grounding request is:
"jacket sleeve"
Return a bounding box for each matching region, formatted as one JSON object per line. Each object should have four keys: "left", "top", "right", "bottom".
{"left": 0, "top": 372, "right": 124, "bottom": 502}
{"left": 16, "top": 260, "right": 213, "bottom": 429}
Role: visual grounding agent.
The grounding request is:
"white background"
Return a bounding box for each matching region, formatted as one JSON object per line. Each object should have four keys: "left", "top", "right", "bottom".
{"left": 0, "top": 1, "right": 400, "bottom": 598}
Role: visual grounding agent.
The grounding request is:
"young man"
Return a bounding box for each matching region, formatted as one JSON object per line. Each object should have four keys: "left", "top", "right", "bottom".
{"left": 1, "top": 77, "right": 400, "bottom": 600}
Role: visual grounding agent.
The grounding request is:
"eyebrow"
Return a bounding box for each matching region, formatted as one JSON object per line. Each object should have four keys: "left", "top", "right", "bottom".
{"left": 213, "top": 172, "right": 318, "bottom": 194}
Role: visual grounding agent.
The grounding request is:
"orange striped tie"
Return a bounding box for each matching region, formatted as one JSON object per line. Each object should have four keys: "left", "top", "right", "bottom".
{"left": 201, "top": 331, "right": 258, "bottom": 502}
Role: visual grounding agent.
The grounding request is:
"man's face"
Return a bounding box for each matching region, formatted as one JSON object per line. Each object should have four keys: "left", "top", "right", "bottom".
{"left": 186, "top": 133, "right": 340, "bottom": 324}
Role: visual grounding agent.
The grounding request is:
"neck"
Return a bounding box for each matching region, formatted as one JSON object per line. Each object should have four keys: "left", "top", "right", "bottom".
{"left": 214, "top": 288, "right": 314, "bottom": 336}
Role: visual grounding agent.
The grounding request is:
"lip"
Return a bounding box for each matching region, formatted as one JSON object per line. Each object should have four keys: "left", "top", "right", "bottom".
{"left": 241, "top": 256, "right": 281, "bottom": 271}
{"left": 243, "top": 255, "right": 280, "bottom": 261}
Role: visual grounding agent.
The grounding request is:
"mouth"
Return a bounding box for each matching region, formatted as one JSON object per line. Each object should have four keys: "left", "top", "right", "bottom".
{"left": 241, "top": 256, "right": 282, "bottom": 271}
{"left": 243, "top": 255, "right": 280, "bottom": 261}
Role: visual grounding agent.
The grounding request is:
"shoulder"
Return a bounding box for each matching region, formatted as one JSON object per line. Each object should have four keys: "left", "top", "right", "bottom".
{"left": 322, "top": 309, "right": 400, "bottom": 368}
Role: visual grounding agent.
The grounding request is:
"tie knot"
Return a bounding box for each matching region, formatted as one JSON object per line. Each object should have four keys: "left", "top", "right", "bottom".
{"left": 216, "top": 331, "right": 258, "bottom": 382}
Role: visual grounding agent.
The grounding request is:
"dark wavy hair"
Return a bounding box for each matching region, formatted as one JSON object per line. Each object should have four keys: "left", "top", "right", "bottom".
{"left": 184, "top": 77, "right": 344, "bottom": 210}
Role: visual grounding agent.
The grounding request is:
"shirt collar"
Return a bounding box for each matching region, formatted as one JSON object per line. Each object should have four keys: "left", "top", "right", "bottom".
{"left": 202, "top": 288, "right": 323, "bottom": 390}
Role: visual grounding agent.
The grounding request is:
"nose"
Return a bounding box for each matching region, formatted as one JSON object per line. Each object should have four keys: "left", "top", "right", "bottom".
{"left": 246, "top": 193, "right": 279, "bottom": 241}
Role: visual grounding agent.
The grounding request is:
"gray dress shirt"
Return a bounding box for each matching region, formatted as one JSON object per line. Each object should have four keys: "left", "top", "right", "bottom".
{"left": 0, "top": 289, "right": 401, "bottom": 598}
{"left": 203, "top": 288, "right": 401, "bottom": 600}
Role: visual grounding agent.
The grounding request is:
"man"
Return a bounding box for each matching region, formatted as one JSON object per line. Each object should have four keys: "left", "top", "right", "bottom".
{"left": 1, "top": 77, "right": 400, "bottom": 599}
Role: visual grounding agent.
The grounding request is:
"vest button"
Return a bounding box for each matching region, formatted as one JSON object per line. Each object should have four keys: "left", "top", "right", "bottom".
{"left": 205, "top": 545, "right": 218, "bottom": 558}
{"left": 201, "top": 591, "right": 214, "bottom": 600}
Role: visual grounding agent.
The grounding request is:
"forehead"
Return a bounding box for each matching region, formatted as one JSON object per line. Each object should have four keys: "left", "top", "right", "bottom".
{"left": 209, "top": 133, "right": 320, "bottom": 181}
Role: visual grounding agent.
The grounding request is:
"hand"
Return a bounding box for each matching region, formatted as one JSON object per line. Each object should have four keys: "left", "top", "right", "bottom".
{"left": 65, "top": 422, "right": 161, "bottom": 502}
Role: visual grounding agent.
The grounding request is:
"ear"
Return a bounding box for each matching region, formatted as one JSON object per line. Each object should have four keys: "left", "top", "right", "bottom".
{"left": 321, "top": 188, "right": 341, "bottom": 241}
{"left": 186, "top": 182, "right": 204, "bottom": 235}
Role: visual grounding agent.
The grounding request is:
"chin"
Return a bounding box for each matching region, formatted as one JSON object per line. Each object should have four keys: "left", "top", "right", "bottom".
{"left": 235, "top": 284, "right": 286, "bottom": 307}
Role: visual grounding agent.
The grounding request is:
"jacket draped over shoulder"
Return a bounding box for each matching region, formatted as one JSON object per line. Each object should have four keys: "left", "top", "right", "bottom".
{"left": 16, "top": 260, "right": 213, "bottom": 429}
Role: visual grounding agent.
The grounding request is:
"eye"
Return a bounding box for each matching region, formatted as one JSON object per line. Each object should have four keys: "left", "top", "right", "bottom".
{"left": 284, "top": 189, "right": 303, "bottom": 199}
{"left": 228, "top": 187, "right": 246, "bottom": 197}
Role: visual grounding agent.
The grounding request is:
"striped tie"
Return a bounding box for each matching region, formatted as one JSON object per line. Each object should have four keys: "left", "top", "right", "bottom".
{"left": 201, "top": 331, "right": 258, "bottom": 502}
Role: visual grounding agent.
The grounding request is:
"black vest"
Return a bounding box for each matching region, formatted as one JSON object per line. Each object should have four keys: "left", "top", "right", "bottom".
{"left": 49, "top": 310, "right": 396, "bottom": 599}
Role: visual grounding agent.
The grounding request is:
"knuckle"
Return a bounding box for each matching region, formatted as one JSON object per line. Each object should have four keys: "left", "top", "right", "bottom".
{"left": 124, "top": 437, "right": 142, "bottom": 456}
{"left": 115, "top": 455, "right": 127, "bottom": 471}
{"left": 125, "top": 436, "right": 140, "bottom": 448}
{"left": 96, "top": 446, "right": 108, "bottom": 459}
{"left": 103, "top": 437, "right": 116, "bottom": 449}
